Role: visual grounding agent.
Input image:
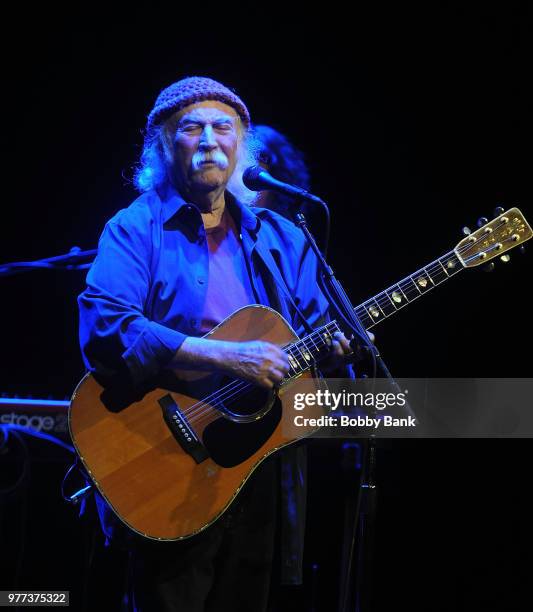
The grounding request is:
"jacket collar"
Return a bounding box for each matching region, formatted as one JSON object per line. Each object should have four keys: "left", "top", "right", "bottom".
{"left": 157, "top": 183, "right": 260, "bottom": 233}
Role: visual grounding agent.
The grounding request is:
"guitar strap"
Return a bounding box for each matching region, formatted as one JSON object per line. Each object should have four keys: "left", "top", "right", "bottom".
{"left": 253, "top": 239, "right": 315, "bottom": 336}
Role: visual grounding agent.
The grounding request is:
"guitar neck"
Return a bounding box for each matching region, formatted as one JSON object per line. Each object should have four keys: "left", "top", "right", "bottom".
{"left": 354, "top": 249, "right": 463, "bottom": 329}
{"left": 283, "top": 250, "right": 465, "bottom": 377}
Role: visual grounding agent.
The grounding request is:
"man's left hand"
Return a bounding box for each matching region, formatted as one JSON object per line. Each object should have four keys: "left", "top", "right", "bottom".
{"left": 321, "top": 330, "right": 376, "bottom": 373}
{"left": 320, "top": 331, "right": 353, "bottom": 373}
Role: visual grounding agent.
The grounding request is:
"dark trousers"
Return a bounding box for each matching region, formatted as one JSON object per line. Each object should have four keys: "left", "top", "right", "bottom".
{"left": 123, "top": 458, "right": 279, "bottom": 612}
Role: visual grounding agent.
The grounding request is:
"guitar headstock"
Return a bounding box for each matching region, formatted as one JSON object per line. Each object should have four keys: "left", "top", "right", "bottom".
{"left": 455, "top": 207, "right": 532, "bottom": 268}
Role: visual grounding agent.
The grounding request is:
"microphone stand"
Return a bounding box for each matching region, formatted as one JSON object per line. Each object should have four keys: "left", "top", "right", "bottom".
{"left": 287, "top": 199, "right": 408, "bottom": 612}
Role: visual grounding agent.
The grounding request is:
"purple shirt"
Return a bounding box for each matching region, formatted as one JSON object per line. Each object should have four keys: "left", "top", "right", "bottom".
{"left": 200, "top": 208, "right": 255, "bottom": 334}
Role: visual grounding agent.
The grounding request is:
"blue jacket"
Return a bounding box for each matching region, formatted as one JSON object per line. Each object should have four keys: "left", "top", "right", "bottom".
{"left": 78, "top": 184, "right": 332, "bottom": 583}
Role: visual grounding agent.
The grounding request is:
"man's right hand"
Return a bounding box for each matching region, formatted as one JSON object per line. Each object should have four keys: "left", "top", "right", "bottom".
{"left": 172, "top": 337, "right": 290, "bottom": 389}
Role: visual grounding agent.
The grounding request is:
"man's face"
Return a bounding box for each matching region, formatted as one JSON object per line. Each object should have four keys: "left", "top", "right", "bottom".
{"left": 171, "top": 100, "right": 241, "bottom": 195}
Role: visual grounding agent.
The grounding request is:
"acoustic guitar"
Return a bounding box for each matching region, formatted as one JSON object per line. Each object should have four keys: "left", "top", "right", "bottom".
{"left": 69, "top": 208, "right": 531, "bottom": 540}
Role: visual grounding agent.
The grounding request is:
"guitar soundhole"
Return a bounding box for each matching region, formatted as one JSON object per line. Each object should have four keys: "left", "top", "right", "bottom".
{"left": 215, "top": 381, "right": 274, "bottom": 419}
{"left": 202, "top": 393, "right": 282, "bottom": 468}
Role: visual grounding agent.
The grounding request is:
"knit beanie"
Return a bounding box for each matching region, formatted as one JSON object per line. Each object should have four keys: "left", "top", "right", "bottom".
{"left": 147, "top": 76, "right": 251, "bottom": 129}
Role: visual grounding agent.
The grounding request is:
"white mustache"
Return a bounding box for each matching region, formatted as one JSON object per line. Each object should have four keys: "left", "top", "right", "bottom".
{"left": 191, "top": 150, "right": 229, "bottom": 171}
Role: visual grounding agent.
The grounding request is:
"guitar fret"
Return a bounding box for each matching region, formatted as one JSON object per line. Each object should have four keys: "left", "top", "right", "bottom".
{"left": 375, "top": 293, "right": 397, "bottom": 316}
{"left": 299, "top": 337, "right": 315, "bottom": 365}
{"left": 320, "top": 322, "right": 338, "bottom": 350}
{"left": 429, "top": 258, "right": 451, "bottom": 284}
{"left": 396, "top": 283, "right": 410, "bottom": 304}
{"left": 313, "top": 326, "right": 332, "bottom": 351}
{"left": 384, "top": 289, "right": 401, "bottom": 311}
{"left": 374, "top": 300, "right": 386, "bottom": 317}
{"left": 367, "top": 299, "right": 383, "bottom": 321}
{"left": 380, "top": 284, "right": 410, "bottom": 311}
{"left": 286, "top": 348, "right": 301, "bottom": 375}
{"left": 306, "top": 332, "right": 320, "bottom": 353}
{"left": 361, "top": 304, "right": 375, "bottom": 324}
{"left": 293, "top": 342, "right": 310, "bottom": 369}
{"left": 441, "top": 253, "right": 462, "bottom": 275}
{"left": 355, "top": 306, "right": 373, "bottom": 328}
{"left": 424, "top": 266, "right": 436, "bottom": 286}
{"left": 411, "top": 273, "right": 431, "bottom": 293}
{"left": 407, "top": 276, "right": 423, "bottom": 295}
{"left": 438, "top": 259, "right": 450, "bottom": 277}
{"left": 330, "top": 321, "right": 341, "bottom": 335}
{"left": 402, "top": 278, "right": 420, "bottom": 299}
{"left": 428, "top": 264, "right": 448, "bottom": 285}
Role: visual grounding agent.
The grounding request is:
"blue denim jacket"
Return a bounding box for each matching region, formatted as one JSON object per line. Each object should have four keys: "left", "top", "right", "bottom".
{"left": 78, "top": 184, "right": 332, "bottom": 584}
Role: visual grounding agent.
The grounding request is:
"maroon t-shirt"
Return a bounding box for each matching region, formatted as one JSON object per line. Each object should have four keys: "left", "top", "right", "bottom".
{"left": 200, "top": 208, "right": 256, "bottom": 334}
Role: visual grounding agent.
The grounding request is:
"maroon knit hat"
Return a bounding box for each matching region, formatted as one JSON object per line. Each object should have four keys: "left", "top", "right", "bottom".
{"left": 147, "top": 76, "right": 251, "bottom": 129}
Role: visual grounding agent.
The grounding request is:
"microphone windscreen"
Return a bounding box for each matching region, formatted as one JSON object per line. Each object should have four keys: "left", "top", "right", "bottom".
{"left": 242, "top": 166, "right": 265, "bottom": 191}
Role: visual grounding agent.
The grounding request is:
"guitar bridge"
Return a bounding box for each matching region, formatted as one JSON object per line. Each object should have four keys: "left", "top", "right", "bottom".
{"left": 158, "top": 394, "right": 209, "bottom": 464}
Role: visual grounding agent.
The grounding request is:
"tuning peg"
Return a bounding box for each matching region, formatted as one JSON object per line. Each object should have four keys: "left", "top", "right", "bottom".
{"left": 477, "top": 217, "right": 489, "bottom": 228}
{"left": 519, "top": 245, "right": 526, "bottom": 255}
{"left": 462, "top": 226, "right": 472, "bottom": 235}
{"left": 500, "top": 254, "right": 511, "bottom": 263}
{"left": 493, "top": 206, "right": 505, "bottom": 217}
{"left": 483, "top": 262, "right": 495, "bottom": 272}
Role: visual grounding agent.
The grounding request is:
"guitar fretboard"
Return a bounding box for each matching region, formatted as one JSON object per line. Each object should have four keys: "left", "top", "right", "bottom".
{"left": 284, "top": 320, "right": 341, "bottom": 377}
{"left": 283, "top": 249, "right": 464, "bottom": 377}
{"left": 355, "top": 250, "right": 463, "bottom": 329}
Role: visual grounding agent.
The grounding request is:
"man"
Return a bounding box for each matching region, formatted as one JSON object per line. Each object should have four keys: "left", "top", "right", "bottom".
{"left": 252, "top": 123, "right": 329, "bottom": 254}
{"left": 253, "top": 124, "right": 311, "bottom": 216}
{"left": 78, "top": 76, "right": 351, "bottom": 611}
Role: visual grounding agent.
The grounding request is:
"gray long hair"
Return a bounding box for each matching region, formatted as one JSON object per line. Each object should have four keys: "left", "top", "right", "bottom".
{"left": 133, "top": 114, "right": 260, "bottom": 205}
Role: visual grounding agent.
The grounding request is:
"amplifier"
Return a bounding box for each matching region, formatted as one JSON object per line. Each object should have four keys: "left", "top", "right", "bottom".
{"left": 0, "top": 397, "right": 70, "bottom": 443}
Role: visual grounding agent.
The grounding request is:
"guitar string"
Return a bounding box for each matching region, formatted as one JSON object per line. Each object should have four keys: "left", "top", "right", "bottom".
{"left": 184, "top": 348, "right": 329, "bottom": 427}
{"left": 182, "top": 321, "right": 340, "bottom": 425}
{"left": 177, "top": 224, "right": 519, "bottom": 427}
{"left": 185, "top": 349, "right": 325, "bottom": 427}
{"left": 180, "top": 320, "right": 337, "bottom": 421}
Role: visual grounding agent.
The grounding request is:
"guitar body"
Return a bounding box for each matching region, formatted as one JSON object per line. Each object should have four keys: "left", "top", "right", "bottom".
{"left": 69, "top": 305, "right": 317, "bottom": 541}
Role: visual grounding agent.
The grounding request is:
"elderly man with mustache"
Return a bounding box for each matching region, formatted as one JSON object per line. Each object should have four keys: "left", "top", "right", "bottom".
{"left": 78, "top": 76, "right": 352, "bottom": 611}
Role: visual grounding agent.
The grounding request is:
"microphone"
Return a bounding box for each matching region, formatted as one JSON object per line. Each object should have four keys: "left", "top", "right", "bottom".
{"left": 242, "top": 166, "right": 324, "bottom": 205}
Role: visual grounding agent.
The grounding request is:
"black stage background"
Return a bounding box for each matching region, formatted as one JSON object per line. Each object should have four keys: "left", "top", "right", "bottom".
{"left": 1, "top": 5, "right": 531, "bottom": 611}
